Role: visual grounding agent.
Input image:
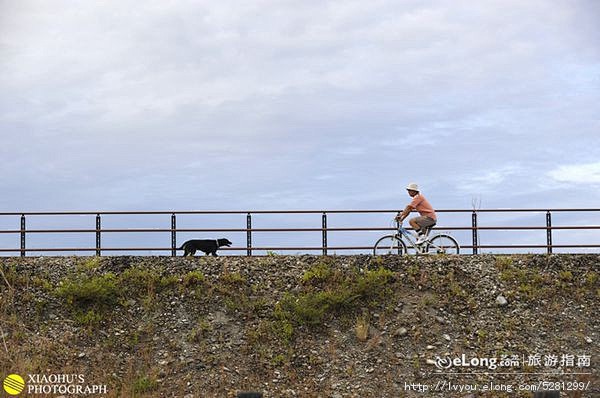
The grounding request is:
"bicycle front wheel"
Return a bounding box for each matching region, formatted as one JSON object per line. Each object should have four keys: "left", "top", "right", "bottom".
{"left": 373, "top": 235, "right": 407, "bottom": 255}
{"left": 425, "top": 234, "right": 460, "bottom": 255}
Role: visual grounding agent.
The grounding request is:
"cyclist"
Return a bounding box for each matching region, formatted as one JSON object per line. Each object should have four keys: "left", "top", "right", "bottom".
{"left": 395, "top": 183, "right": 437, "bottom": 244}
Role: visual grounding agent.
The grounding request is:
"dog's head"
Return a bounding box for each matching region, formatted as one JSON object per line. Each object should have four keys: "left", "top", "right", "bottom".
{"left": 218, "top": 238, "right": 232, "bottom": 247}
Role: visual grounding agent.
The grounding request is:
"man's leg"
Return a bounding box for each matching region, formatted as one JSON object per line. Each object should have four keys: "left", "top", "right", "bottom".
{"left": 408, "top": 217, "right": 423, "bottom": 235}
{"left": 411, "top": 216, "right": 435, "bottom": 238}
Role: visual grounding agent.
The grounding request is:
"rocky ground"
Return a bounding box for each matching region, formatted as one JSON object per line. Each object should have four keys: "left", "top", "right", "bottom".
{"left": 0, "top": 254, "right": 598, "bottom": 397}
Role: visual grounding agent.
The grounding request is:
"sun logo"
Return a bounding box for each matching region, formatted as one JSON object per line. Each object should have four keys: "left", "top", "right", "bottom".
{"left": 3, "top": 374, "right": 25, "bottom": 395}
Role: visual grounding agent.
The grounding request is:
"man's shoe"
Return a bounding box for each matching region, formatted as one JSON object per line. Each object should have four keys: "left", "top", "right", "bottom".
{"left": 415, "top": 235, "right": 427, "bottom": 245}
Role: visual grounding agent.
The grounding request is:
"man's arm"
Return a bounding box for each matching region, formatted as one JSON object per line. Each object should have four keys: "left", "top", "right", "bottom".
{"left": 395, "top": 205, "right": 413, "bottom": 222}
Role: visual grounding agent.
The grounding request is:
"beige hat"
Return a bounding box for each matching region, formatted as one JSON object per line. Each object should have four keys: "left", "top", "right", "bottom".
{"left": 406, "top": 183, "right": 419, "bottom": 192}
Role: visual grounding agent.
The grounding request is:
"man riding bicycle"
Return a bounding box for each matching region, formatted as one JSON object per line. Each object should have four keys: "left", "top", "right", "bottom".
{"left": 395, "top": 183, "right": 437, "bottom": 244}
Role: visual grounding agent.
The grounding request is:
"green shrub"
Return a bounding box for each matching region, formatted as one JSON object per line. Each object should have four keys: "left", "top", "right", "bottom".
{"left": 274, "top": 266, "right": 395, "bottom": 328}
{"left": 585, "top": 271, "right": 598, "bottom": 287}
{"left": 302, "top": 262, "right": 333, "bottom": 284}
{"left": 276, "top": 292, "right": 330, "bottom": 326}
{"left": 183, "top": 270, "right": 205, "bottom": 286}
{"left": 354, "top": 267, "right": 393, "bottom": 298}
{"left": 119, "top": 267, "right": 161, "bottom": 295}
{"left": 56, "top": 273, "right": 119, "bottom": 308}
{"left": 76, "top": 257, "right": 103, "bottom": 272}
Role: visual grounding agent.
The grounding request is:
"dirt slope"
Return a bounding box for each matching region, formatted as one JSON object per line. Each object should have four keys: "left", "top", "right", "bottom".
{"left": 0, "top": 255, "right": 598, "bottom": 397}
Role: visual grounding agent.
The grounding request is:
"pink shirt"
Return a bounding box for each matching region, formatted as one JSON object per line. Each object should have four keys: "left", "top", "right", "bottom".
{"left": 409, "top": 194, "right": 437, "bottom": 220}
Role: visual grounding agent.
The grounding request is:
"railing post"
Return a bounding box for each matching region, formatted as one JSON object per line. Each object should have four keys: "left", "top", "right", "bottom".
{"left": 247, "top": 213, "right": 252, "bottom": 256}
{"left": 472, "top": 211, "right": 478, "bottom": 255}
{"left": 546, "top": 211, "right": 552, "bottom": 254}
{"left": 20, "top": 214, "right": 26, "bottom": 257}
{"left": 96, "top": 214, "right": 101, "bottom": 256}
{"left": 322, "top": 212, "right": 328, "bottom": 256}
{"left": 171, "top": 213, "right": 177, "bottom": 257}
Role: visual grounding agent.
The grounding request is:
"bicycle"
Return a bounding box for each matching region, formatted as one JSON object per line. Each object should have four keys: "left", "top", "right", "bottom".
{"left": 373, "top": 220, "right": 460, "bottom": 255}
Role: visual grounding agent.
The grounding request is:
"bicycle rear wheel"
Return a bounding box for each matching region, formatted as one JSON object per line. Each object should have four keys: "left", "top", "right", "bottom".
{"left": 424, "top": 234, "right": 460, "bottom": 255}
{"left": 373, "top": 235, "right": 407, "bottom": 255}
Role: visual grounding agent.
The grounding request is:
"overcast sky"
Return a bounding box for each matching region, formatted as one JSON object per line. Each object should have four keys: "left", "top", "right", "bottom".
{"left": 1, "top": 1, "right": 599, "bottom": 251}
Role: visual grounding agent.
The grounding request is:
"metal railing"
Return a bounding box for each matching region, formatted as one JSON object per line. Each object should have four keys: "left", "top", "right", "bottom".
{"left": 0, "top": 209, "right": 599, "bottom": 256}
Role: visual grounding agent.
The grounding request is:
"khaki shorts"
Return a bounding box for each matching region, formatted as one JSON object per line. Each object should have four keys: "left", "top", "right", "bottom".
{"left": 412, "top": 216, "right": 436, "bottom": 230}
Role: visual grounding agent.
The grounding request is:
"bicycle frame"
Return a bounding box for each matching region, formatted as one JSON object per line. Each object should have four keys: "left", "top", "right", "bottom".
{"left": 397, "top": 224, "right": 453, "bottom": 254}
{"left": 396, "top": 225, "right": 426, "bottom": 253}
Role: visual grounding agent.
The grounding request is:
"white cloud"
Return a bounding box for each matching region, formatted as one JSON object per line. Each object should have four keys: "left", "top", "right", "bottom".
{"left": 458, "top": 164, "right": 525, "bottom": 194}
{"left": 548, "top": 162, "right": 600, "bottom": 184}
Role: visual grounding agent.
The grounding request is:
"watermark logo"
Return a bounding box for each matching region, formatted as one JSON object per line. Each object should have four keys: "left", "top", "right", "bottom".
{"left": 3, "top": 373, "right": 107, "bottom": 395}
{"left": 434, "top": 353, "right": 592, "bottom": 371}
{"left": 435, "top": 355, "right": 500, "bottom": 370}
{"left": 3, "top": 374, "right": 25, "bottom": 396}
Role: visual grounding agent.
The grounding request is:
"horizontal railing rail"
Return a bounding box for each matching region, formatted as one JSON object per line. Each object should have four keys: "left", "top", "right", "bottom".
{"left": 0, "top": 209, "right": 598, "bottom": 256}
{"left": 1, "top": 208, "right": 600, "bottom": 216}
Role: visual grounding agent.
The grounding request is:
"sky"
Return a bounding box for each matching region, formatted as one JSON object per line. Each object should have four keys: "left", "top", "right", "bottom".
{"left": 1, "top": 0, "right": 599, "bottom": 254}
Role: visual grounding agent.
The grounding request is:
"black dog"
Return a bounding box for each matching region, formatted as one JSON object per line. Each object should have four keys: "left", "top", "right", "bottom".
{"left": 178, "top": 238, "right": 232, "bottom": 256}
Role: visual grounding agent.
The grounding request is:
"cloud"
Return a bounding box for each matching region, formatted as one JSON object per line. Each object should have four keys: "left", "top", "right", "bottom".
{"left": 547, "top": 162, "right": 600, "bottom": 184}
{"left": 457, "top": 164, "right": 526, "bottom": 194}
{"left": 0, "top": 0, "right": 599, "bottom": 212}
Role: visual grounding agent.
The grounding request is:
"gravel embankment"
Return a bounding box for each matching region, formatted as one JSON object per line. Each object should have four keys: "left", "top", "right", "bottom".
{"left": 0, "top": 255, "right": 598, "bottom": 397}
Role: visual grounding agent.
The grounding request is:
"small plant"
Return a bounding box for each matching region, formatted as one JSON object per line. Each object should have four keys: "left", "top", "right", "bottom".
{"left": 276, "top": 292, "right": 329, "bottom": 326}
{"left": 76, "top": 256, "right": 102, "bottom": 272}
{"left": 476, "top": 329, "right": 488, "bottom": 343}
{"left": 302, "top": 262, "right": 333, "bottom": 284}
{"left": 119, "top": 267, "right": 161, "bottom": 295}
{"left": 558, "top": 270, "right": 573, "bottom": 282}
{"left": 406, "top": 264, "right": 420, "bottom": 281}
{"left": 494, "top": 256, "right": 513, "bottom": 270}
{"left": 183, "top": 270, "right": 205, "bottom": 286}
{"left": 270, "top": 353, "right": 287, "bottom": 367}
{"left": 412, "top": 356, "right": 421, "bottom": 371}
{"left": 370, "top": 256, "right": 384, "bottom": 268}
{"left": 448, "top": 281, "right": 466, "bottom": 299}
{"left": 417, "top": 293, "right": 438, "bottom": 309}
{"left": 354, "top": 267, "right": 394, "bottom": 298}
{"left": 188, "top": 319, "right": 212, "bottom": 343}
{"left": 159, "top": 275, "right": 178, "bottom": 288}
{"left": 355, "top": 312, "right": 370, "bottom": 342}
{"left": 272, "top": 319, "right": 294, "bottom": 343}
{"left": 220, "top": 270, "right": 246, "bottom": 285}
{"left": 132, "top": 376, "right": 158, "bottom": 394}
{"left": 73, "top": 309, "right": 103, "bottom": 327}
{"left": 31, "top": 276, "right": 53, "bottom": 291}
{"left": 585, "top": 271, "right": 598, "bottom": 287}
{"left": 0, "top": 263, "right": 26, "bottom": 288}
